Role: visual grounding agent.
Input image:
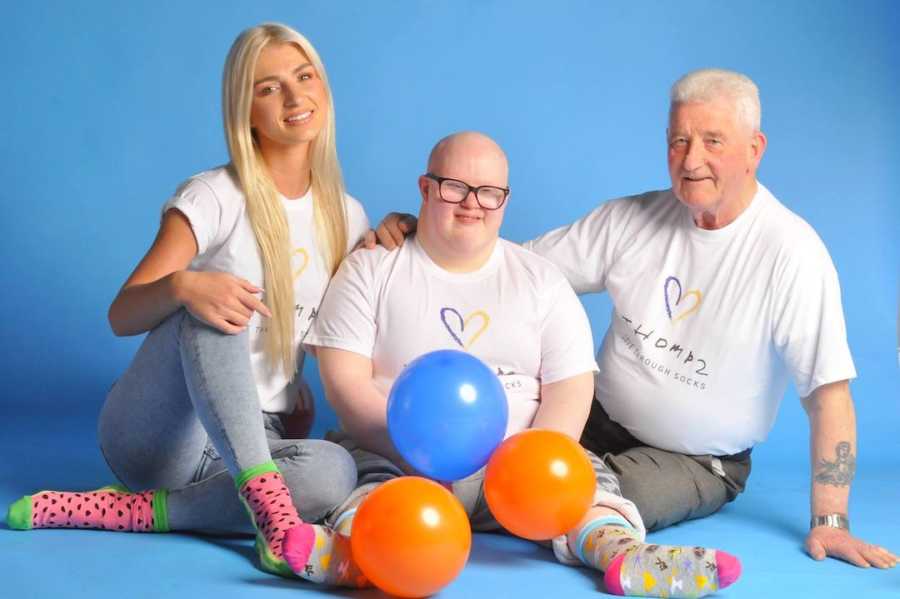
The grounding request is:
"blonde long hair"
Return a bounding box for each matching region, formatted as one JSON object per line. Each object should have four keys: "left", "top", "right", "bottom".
{"left": 223, "top": 23, "right": 348, "bottom": 378}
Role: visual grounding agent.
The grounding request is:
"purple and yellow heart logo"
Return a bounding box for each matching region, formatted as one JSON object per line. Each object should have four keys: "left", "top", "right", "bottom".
{"left": 664, "top": 276, "right": 702, "bottom": 323}
{"left": 440, "top": 307, "right": 490, "bottom": 349}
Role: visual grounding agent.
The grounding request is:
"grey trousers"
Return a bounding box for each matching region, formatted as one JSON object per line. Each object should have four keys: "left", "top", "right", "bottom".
{"left": 580, "top": 400, "right": 752, "bottom": 532}
{"left": 98, "top": 309, "right": 357, "bottom": 533}
{"left": 325, "top": 431, "right": 646, "bottom": 542}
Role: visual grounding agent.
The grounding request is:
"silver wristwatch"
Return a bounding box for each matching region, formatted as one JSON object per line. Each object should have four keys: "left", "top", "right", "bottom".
{"left": 810, "top": 513, "right": 850, "bottom": 532}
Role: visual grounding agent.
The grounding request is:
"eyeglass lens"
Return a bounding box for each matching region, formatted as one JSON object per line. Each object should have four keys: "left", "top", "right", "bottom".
{"left": 440, "top": 179, "right": 506, "bottom": 208}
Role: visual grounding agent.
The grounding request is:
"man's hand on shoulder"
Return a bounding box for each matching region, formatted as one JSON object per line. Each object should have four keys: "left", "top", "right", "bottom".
{"left": 805, "top": 524, "right": 897, "bottom": 568}
{"left": 356, "top": 212, "right": 417, "bottom": 251}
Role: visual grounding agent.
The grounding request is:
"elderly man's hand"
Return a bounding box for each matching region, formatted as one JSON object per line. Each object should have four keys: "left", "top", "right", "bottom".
{"left": 805, "top": 526, "right": 897, "bottom": 568}
{"left": 377, "top": 212, "right": 418, "bottom": 249}
{"left": 354, "top": 213, "right": 417, "bottom": 251}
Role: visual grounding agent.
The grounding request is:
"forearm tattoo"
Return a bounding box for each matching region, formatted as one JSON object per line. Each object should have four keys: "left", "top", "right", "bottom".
{"left": 814, "top": 441, "right": 856, "bottom": 487}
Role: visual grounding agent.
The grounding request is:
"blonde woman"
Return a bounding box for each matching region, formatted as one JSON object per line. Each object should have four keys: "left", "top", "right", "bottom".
{"left": 7, "top": 23, "right": 369, "bottom": 586}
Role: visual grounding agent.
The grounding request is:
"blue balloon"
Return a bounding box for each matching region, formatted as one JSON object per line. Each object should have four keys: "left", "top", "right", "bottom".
{"left": 387, "top": 349, "right": 508, "bottom": 482}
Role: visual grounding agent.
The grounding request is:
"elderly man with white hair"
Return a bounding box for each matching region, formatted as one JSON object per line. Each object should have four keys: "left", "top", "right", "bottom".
{"left": 373, "top": 69, "right": 897, "bottom": 570}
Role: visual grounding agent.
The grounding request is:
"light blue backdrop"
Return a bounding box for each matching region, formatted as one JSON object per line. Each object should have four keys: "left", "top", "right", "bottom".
{"left": 1, "top": 1, "right": 897, "bottom": 471}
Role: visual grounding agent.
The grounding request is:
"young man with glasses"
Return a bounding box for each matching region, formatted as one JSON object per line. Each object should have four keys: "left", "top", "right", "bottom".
{"left": 292, "top": 131, "right": 742, "bottom": 598}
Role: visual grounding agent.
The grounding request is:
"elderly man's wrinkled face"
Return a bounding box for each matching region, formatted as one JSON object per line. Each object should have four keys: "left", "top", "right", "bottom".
{"left": 667, "top": 97, "right": 762, "bottom": 217}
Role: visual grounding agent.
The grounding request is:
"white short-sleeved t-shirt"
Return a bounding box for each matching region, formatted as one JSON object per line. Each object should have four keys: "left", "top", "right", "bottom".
{"left": 525, "top": 183, "right": 856, "bottom": 456}
{"left": 163, "top": 166, "right": 369, "bottom": 413}
{"left": 306, "top": 237, "right": 599, "bottom": 437}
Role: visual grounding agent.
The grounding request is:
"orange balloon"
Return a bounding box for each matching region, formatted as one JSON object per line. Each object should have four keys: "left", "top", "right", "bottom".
{"left": 484, "top": 429, "right": 595, "bottom": 540}
{"left": 351, "top": 477, "right": 472, "bottom": 597}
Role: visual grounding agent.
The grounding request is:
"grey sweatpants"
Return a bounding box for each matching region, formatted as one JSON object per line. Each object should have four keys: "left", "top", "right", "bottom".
{"left": 580, "top": 400, "right": 752, "bottom": 532}
{"left": 324, "top": 431, "right": 647, "bottom": 565}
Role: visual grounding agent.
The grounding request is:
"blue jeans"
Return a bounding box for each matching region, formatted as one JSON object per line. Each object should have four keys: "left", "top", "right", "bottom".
{"left": 98, "top": 309, "right": 356, "bottom": 533}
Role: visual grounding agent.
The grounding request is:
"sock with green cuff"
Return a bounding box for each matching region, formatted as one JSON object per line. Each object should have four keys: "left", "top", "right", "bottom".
{"left": 236, "top": 462, "right": 368, "bottom": 587}
{"left": 6, "top": 485, "right": 168, "bottom": 532}
{"left": 235, "top": 462, "right": 303, "bottom": 577}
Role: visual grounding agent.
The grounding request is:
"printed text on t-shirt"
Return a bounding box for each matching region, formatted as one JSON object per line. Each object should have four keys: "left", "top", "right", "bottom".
{"left": 621, "top": 314, "right": 709, "bottom": 390}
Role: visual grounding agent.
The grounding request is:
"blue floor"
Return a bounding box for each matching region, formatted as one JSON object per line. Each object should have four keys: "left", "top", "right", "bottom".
{"left": 3, "top": 405, "right": 898, "bottom": 599}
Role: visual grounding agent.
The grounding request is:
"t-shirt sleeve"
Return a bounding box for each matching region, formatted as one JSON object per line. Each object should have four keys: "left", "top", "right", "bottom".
{"left": 523, "top": 201, "right": 619, "bottom": 295}
{"left": 344, "top": 195, "right": 371, "bottom": 254}
{"left": 772, "top": 235, "right": 857, "bottom": 398}
{"left": 538, "top": 279, "right": 600, "bottom": 385}
{"left": 162, "top": 177, "right": 225, "bottom": 256}
{"left": 305, "top": 249, "right": 378, "bottom": 358}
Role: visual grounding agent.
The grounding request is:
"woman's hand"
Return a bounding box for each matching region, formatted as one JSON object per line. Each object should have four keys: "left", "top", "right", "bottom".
{"left": 109, "top": 209, "right": 275, "bottom": 336}
{"left": 175, "top": 270, "right": 272, "bottom": 334}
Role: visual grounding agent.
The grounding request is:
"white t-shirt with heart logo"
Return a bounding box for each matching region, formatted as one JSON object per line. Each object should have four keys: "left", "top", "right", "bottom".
{"left": 306, "top": 236, "right": 599, "bottom": 437}
{"left": 163, "top": 166, "right": 369, "bottom": 413}
{"left": 524, "top": 183, "right": 856, "bottom": 456}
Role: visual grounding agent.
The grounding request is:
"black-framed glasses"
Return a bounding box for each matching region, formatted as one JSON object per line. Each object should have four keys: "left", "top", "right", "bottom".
{"left": 424, "top": 173, "right": 510, "bottom": 210}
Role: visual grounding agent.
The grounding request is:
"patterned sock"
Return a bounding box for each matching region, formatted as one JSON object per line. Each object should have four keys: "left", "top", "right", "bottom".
{"left": 576, "top": 518, "right": 741, "bottom": 598}
{"left": 6, "top": 485, "right": 169, "bottom": 532}
{"left": 283, "top": 522, "right": 369, "bottom": 587}
{"left": 236, "top": 463, "right": 308, "bottom": 577}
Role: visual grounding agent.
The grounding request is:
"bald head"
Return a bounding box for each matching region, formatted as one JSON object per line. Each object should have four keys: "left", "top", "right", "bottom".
{"left": 426, "top": 131, "right": 509, "bottom": 184}
{"left": 416, "top": 131, "right": 509, "bottom": 272}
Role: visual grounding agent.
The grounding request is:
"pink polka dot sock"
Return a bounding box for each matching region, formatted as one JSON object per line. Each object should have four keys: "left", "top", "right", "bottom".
{"left": 236, "top": 466, "right": 308, "bottom": 577}
{"left": 7, "top": 486, "right": 168, "bottom": 532}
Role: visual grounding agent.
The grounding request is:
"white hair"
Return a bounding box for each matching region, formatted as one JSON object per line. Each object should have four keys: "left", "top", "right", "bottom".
{"left": 670, "top": 68, "right": 761, "bottom": 132}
